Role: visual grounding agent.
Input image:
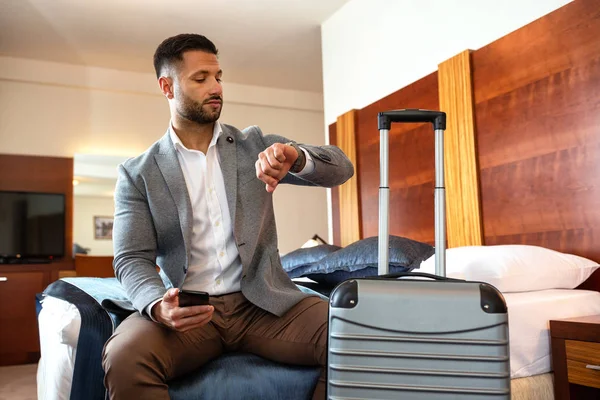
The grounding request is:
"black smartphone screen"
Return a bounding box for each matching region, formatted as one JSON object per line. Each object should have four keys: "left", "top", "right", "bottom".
{"left": 178, "top": 289, "right": 210, "bottom": 307}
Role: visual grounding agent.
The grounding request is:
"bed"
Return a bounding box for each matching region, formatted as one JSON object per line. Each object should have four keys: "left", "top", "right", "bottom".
{"left": 37, "top": 242, "right": 600, "bottom": 400}
{"left": 37, "top": 278, "right": 325, "bottom": 400}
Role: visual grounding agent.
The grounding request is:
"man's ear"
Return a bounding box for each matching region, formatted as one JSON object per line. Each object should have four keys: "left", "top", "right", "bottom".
{"left": 158, "top": 76, "right": 174, "bottom": 99}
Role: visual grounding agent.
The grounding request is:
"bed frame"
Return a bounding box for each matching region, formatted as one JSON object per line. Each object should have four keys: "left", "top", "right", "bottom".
{"left": 578, "top": 268, "right": 600, "bottom": 293}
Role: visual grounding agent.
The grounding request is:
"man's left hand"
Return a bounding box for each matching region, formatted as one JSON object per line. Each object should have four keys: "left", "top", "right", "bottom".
{"left": 255, "top": 143, "right": 299, "bottom": 193}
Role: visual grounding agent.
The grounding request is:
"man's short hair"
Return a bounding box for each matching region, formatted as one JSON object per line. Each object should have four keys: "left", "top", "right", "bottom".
{"left": 153, "top": 34, "right": 219, "bottom": 78}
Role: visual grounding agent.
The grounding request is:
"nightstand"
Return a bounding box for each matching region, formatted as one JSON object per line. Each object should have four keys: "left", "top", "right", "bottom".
{"left": 550, "top": 315, "right": 600, "bottom": 400}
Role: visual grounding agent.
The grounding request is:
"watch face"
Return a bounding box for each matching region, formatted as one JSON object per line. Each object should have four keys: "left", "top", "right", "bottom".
{"left": 289, "top": 143, "right": 304, "bottom": 173}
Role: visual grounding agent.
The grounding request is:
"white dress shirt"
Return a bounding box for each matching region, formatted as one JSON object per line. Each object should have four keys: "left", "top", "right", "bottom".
{"left": 146, "top": 122, "right": 314, "bottom": 317}
{"left": 172, "top": 122, "right": 243, "bottom": 295}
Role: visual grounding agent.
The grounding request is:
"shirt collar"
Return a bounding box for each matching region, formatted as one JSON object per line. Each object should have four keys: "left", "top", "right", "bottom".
{"left": 169, "top": 121, "right": 223, "bottom": 152}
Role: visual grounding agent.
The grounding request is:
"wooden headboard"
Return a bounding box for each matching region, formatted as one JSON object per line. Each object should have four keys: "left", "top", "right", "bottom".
{"left": 472, "top": 0, "right": 600, "bottom": 263}
{"left": 329, "top": 0, "right": 600, "bottom": 290}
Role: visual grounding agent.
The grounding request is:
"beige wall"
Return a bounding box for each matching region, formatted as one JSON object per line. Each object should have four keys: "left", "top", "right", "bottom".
{"left": 0, "top": 57, "right": 328, "bottom": 254}
{"left": 73, "top": 196, "right": 115, "bottom": 256}
{"left": 0, "top": 79, "right": 167, "bottom": 157}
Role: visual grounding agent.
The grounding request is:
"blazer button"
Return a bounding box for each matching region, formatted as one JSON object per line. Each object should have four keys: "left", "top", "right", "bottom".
{"left": 227, "top": 136, "right": 234, "bottom": 143}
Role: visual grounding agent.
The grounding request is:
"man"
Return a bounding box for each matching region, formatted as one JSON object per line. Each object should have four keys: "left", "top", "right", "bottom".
{"left": 102, "top": 33, "right": 353, "bottom": 399}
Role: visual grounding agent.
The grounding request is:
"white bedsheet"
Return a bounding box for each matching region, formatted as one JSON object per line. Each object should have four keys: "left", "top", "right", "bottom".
{"left": 504, "top": 289, "right": 600, "bottom": 378}
{"left": 36, "top": 289, "right": 600, "bottom": 398}
{"left": 37, "top": 296, "right": 80, "bottom": 400}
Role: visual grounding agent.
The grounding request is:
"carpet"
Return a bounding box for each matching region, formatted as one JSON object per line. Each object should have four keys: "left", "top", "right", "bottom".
{"left": 0, "top": 363, "right": 37, "bottom": 400}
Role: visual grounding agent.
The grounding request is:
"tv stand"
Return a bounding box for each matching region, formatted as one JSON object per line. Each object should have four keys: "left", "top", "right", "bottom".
{"left": 0, "top": 257, "right": 52, "bottom": 265}
{"left": 22, "top": 258, "right": 52, "bottom": 264}
{"left": 0, "top": 259, "right": 74, "bottom": 365}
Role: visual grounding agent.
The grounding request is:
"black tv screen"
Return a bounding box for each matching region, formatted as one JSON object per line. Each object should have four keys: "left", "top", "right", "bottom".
{"left": 0, "top": 191, "right": 65, "bottom": 260}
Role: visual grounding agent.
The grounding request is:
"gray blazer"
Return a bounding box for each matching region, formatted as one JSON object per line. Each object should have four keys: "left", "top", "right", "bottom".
{"left": 113, "top": 124, "right": 354, "bottom": 317}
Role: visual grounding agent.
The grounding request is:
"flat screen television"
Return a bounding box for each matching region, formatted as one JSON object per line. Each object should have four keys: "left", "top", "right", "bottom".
{"left": 0, "top": 191, "right": 65, "bottom": 262}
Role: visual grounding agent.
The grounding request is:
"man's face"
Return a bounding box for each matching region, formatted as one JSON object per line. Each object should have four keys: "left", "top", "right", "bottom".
{"left": 173, "top": 50, "right": 223, "bottom": 124}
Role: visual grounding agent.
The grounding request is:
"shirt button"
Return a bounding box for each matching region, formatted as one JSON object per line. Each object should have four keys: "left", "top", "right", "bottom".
{"left": 219, "top": 251, "right": 225, "bottom": 258}
{"left": 216, "top": 279, "right": 222, "bottom": 285}
{"left": 215, "top": 221, "right": 220, "bottom": 227}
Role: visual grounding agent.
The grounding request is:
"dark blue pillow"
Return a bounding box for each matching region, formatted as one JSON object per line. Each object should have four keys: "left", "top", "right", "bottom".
{"left": 281, "top": 244, "right": 342, "bottom": 278}
{"left": 304, "top": 236, "right": 434, "bottom": 285}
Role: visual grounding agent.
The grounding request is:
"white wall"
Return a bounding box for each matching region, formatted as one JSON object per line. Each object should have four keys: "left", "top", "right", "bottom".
{"left": 73, "top": 196, "right": 115, "bottom": 256}
{"left": 321, "top": 0, "right": 572, "bottom": 125}
{"left": 0, "top": 57, "right": 328, "bottom": 254}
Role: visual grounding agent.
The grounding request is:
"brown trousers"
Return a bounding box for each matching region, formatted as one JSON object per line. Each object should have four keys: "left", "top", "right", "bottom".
{"left": 102, "top": 292, "right": 328, "bottom": 399}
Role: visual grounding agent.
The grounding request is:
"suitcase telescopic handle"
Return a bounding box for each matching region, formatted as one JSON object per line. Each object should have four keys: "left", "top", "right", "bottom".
{"left": 377, "top": 109, "right": 447, "bottom": 278}
{"left": 378, "top": 109, "right": 446, "bottom": 131}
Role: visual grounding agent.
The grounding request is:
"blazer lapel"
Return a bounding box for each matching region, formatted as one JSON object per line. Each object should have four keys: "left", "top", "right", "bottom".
{"left": 217, "top": 126, "right": 238, "bottom": 227}
{"left": 154, "top": 132, "right": 193, "bottom": 260}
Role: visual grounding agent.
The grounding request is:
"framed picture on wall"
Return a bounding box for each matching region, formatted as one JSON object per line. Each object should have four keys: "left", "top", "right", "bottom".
{"left": 94, "top": 216, "right": 114, "bottom": 240}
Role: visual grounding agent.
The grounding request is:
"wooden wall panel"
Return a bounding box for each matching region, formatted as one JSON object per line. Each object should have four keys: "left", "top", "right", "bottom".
{"left": 472, "top": 0, "right": 600, "bottom": 105}
{"left": 356, "top": 73, "right": 439, "bottom": 243}
{"left": 0, "top": 154, "right": 74, "bottom": 264}
{"left": 473, "top": 0, "right": 600, "bottom": 262}
{"left": 475, "top": 58, "right": 600, "bottom": 171}
{"left": 336, "top": 110, "right": 361, "bottom": 246}
{"left": 438, "top": 50, "right": 483, "bottom": 248}
{"left": 328, "top": 123, "right": 341, "bottom": 246}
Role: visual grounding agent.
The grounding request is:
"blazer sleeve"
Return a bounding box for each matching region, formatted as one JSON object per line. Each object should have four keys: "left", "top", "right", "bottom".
{"left": 255, "top": 127, "right": 354, "bottom": 188}
{"left": 112, "top": 164, "right": 166, "bottom": 313}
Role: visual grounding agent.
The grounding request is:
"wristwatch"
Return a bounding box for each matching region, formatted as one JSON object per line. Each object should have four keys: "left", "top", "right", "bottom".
{"left": 286, "top": 142, "right": 306, "bottom": 173}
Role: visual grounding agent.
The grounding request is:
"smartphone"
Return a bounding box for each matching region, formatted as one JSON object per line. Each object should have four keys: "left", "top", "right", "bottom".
{"left": 178, "top": 289, "right": 210, "bottom": 307}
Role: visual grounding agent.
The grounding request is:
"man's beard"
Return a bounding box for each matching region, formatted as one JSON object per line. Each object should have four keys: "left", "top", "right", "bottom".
{"left": 177, "top": 92, "right": 222, "bottom": 124}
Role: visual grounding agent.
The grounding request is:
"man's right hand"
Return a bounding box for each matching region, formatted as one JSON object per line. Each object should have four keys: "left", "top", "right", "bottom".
{"left": 151, "top": 288, "right": 214, "bottom": 332}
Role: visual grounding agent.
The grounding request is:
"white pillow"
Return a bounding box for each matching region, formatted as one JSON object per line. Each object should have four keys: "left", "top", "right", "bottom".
{"left": 418, "top": 245, "right": 599, "bottom": 293}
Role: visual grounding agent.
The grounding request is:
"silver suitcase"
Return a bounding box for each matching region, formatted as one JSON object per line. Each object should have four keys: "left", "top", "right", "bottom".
{"left": 327, "top": 109, "right": 510, "bottom": 399}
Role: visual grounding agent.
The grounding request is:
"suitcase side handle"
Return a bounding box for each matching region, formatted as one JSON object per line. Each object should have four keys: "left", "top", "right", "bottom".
{"left": 378, "top": 109, "right": 446, "bottom": 130}
{"left": 377, "top": 271, "right": 463, "bottom": 282}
